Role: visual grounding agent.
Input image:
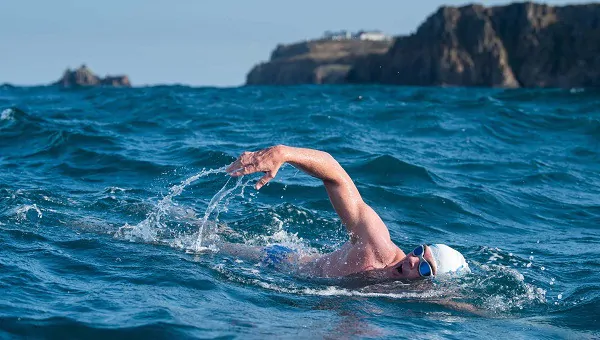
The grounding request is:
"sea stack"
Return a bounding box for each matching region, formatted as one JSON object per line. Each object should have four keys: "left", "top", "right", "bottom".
{"left": 53, "top": 65, "right": 131, "bottom": 87}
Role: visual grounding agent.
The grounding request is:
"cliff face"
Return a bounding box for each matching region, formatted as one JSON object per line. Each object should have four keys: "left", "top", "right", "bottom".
{"left": 53, "top": 65, "right": 131, "bottom": 87}
{"left": 347, "top": 3, "right": 600, "bottom": 88}
{"left": 246, "top": 40, "right": 392, "bottom": 85}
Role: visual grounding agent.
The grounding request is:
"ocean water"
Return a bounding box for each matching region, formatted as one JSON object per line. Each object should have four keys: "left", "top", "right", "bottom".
{"left": 0, "top": 84, "right": 598, "bottom": 339}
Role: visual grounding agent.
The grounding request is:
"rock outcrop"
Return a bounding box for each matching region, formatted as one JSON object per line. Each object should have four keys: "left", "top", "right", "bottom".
{"left": 53, "top": 65, "right": 131, "bottom": 87}
{"left": 347, "top": 2, "right": 600, "bottom": 88}
{"left": 246, "top": 40, "right": 392, "bottom": 85}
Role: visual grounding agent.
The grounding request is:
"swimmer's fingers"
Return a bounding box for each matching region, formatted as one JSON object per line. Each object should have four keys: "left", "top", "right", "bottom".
{"left": 256, "top": 169, "right": 278, "bottom": 190}
{"left": 230, "top": 163, "right": 260, "bottom": 176}
{"left": 226, "top": 161, "right": 242, "bottom": 175}
{"left": 227, "top": 152, "right": 254, "bottom": 175}
{"left": 228, "top": 147, "right": 284, "bottom": 179}
{"left": 226, "top": 158, "right": 242, "bottom": 173}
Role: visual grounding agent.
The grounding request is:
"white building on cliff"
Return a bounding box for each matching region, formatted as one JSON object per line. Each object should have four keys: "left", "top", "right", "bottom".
{"left": 323, "top": 30, "right": 391, "bottom": 41}
{"left": 355, "top": 31, "right": 389, "bottom": 41}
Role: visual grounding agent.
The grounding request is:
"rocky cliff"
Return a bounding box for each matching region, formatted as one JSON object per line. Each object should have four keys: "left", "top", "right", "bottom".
{"left": 347, "top": 2, "right": 600, "bottom": 88}
{"left": 53, "top": 65, "right": 131, "bottom": 87}
{"left": 246, "top": 40, "right": 392, "bottom": 85}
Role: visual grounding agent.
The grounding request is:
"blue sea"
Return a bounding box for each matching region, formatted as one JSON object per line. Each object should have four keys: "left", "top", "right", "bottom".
{"left": 0, "top": 84, "right": 598, "bottom": 339}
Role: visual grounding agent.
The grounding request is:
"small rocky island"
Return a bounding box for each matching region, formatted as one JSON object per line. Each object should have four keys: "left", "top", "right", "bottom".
{"left": 53, "top": 65, "right": 131, "bottom": 87}
{"left": 247, "top": 2, "right": 600, "bottom": 88}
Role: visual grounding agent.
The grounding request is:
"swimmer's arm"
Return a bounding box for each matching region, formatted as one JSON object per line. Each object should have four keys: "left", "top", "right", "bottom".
{"left": 431, "top": 299, "right": 489, "bottom": 317}
{"left": 284, "top": 147, "right": 391, "bottom": 243}
{"left": 216, "top": 241, "right": 264, "bottom": 262}
{"left": 228, "top": 145, "right": 392, "bottom": 244}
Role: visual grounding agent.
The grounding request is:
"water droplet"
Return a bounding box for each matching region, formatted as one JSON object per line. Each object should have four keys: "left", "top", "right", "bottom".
{"left": 557, "top": 294, "right": 563, "bottom": 300}
{"left": 541, "top": 266, "right": 545, "bottom": 271}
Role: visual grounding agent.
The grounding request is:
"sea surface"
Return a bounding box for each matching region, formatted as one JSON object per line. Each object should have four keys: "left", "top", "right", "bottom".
{"left": 0, "top": 84, "right": 598, "bottom": 339}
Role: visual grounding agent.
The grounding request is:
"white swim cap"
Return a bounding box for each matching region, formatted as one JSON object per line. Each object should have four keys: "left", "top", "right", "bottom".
{"left": 429, "top": 244, "right": 470, "bottom": 275}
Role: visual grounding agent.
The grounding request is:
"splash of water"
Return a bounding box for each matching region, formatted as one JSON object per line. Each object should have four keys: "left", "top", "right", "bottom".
{"left": 118, "top": 166, "right": 255, "bottom": 252}
{"left": 168, "top": 166, "right": 227, "bottom": 198}
{"left": 118, "top": 166, "right": 227, "bottom": 243}
{"left": 192, "top": 175, "right": 247, "bottom": 251}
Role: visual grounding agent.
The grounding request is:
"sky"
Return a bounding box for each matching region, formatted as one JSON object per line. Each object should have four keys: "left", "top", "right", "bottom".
{"left": 0, "top": 0, "right": 586, "bottom": 87}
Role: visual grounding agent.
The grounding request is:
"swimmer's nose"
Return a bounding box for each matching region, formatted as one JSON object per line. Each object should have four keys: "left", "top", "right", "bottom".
{"left": 408, "top": 255, "right": 419, "bottom": 269}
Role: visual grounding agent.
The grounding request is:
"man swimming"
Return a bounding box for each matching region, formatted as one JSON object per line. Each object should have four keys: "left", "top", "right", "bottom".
{"left": 223, "top": 145, "right": 469, "bottom": 281}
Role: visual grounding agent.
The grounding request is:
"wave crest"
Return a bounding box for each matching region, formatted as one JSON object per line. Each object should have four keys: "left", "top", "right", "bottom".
{"left": 353, "top": 155, "right": 436, "bottom": 186}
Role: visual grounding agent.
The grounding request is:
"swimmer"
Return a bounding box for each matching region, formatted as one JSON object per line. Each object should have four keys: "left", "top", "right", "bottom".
{"left": 222, "top": 145, "right": 469, "bottom": 281}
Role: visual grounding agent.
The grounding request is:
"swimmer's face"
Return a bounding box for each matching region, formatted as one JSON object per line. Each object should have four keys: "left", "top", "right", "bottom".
{"left": 388, "top": 245, "right": 437, "bottom": 280}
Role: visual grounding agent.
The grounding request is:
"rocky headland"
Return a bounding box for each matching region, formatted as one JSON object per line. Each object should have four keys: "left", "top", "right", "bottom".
{"left": 247, "top": 2, "right": 600, "bottom": 88}
{"left": 53, "top": 65, "right": 131, "bottom": 87}
{"left": 246, "top": 39, "right": 392, "bottom": 85}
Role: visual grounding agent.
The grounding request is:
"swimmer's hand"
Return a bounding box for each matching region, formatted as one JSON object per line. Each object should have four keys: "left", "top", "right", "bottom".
{"left": 227, "top": 145, "right": 286, "bottom": 190}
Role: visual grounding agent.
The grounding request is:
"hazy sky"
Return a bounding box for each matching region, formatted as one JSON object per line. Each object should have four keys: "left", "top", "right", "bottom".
{"left": 0, "top": 0, "right": 585, "bottom": 86}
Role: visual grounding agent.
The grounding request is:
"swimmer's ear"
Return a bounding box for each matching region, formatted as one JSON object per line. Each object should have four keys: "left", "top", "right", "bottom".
{"left": 256, "top": 170, "right": 277, "bottom": 190}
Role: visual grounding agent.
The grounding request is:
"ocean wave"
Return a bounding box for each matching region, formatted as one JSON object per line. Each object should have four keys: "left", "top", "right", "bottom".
{"left": 569, "top": 146, "right": 599, "bottom": 160}
{"left": 511, "top": 171, "right": 583, "bottom": 186}
{"left": 360, "top": 185, "right": 478, "bottom": 223}
{"left": 180, "top": 149, "right": 234, "bottom": 168}
{"left": 480, "top": 122, "right": 533, "bottom": 145}
{"left": 1, "top": 108, "right": 14, "bottom": 120}
{"left": 52, "top": 238, "right": 105, "bottom": 251}
{"left": 491, "top": 87, "right": 600, "bottom": 103}
{"left": 0, "top": 109, "right": 122, "bottom": 164}
{"left": 0, "top": 107, "right": 46, "bottom": 133}
{"left": 52, "top": 148, "right": 174, "bottom": 177}
{"left": 352, "top": 154, "right": 436, "bottom": 186}
{"left": 0, "top": 227, "right": 49, "bottom": 243}
{"left": 0, "top": 317, "right": 198, "bottom": 338}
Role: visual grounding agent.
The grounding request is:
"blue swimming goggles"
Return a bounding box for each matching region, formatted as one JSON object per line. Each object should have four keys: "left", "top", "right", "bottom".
{"left": 411, "top": 245, "right": 434, "bottom": 277}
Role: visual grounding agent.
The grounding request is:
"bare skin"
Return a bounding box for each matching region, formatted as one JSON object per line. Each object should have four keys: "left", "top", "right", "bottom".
{"left": 225, "top": 145, "right": 438, "bottom": 281}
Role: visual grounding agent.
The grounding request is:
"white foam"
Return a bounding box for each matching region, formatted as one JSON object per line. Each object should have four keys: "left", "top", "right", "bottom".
{"left": 209, "top": 262, "right": 444, "bottom": 299}
{"left": 474, "top": 262, "right": 547, "bottom": 312}
{"left": 1, "top": 108, "right": 13, "bottom": 121}
{"left": 105, "top": 186, "right": 128, "bottom": 194}
{"left": 15, "top": 204, "right": 43, "bottom": 220}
